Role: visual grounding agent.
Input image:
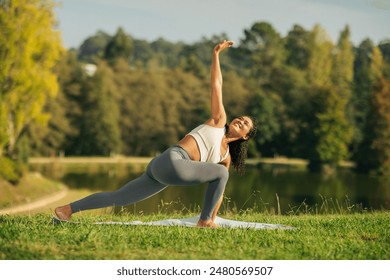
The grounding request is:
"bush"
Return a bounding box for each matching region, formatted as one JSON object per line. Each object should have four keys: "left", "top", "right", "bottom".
{"left": 0, "top": 156, "right": 20, "bottom": 184}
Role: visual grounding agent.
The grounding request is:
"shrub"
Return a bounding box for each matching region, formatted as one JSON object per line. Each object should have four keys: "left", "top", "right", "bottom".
{"left": 0, "top": 157, "right": 20, "bottom": 184}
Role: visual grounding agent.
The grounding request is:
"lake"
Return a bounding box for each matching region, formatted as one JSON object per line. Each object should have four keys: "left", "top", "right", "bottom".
{"left": 30, "top": 160, "right": 390, "bottom": 215}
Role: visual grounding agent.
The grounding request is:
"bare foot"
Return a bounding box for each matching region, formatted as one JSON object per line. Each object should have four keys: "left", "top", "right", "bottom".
{"left": 197, "top": 219, "right": 219, "bottom": 228}
{"left": 54, "top": 204, "right": 72, "bottom": 221}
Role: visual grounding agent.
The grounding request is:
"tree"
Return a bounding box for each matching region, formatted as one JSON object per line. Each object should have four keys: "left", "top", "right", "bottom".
{"left": 113, "top": 66, "right": 166, "bottom": 156}
{"left": 303, "top": 25, "right": 352, "bottom": 170}
{"left": 104, "top": 27, "right": 133, "bottom": 64}
{"left": 369, "top": 77, "right": 390, "bottom": 175}
{"left": 312, "top": 87, "right": 352, "bottom": 166}
{"left": 307, "top": 25, "right": 333, "bottom": 87}
{"left": 181, "top": 54, "right": 207, "bottom": 79}
{"left": 356, "top": 47, "right": 390, "bottom": 175}
{"left": 351, "top": 39, "right": 375, "bottom": 157}
{"left": 27, "top": 88, "right": 71, "bottom": 157}
{"left": 78, "top": 30, "right": 111, "bottom": 63}
{"left": 240, "top": 22, "right": 285, "bottom": 89}
{"left": 132, "top": 39, "right": 155, "bottom": 69}
{"left": 28, "top": 50, "right": 80, "bottom": 157}
{"left": 332, "top": 26, "right": 354, "bottom": 96}
{"left": 150, "top": 38, "right": 184, "bottom": 69}
{"left": 222, "top": 71, "right": 251, "bottom": 118}
{"left": 379, "top": 39, "right": 390, "bottom": 79}
{"left": 246, "top": 90, "right": 283, "bottom": 156}
{"left": 332, "top": 26, "right": 354, "bottom": 147}
{"left": 318, "top": 25, "right": 354, "bottom": 165}
{"left": 0, "top": 0, "right": 62, "bottom": 179}
{"left": 271, "top": 66, "right": 307, "bottom": 157}
{"left": 285, "top": 24, "right": 311, "bottom": 69}
{"left": 239, "top": 22, "right": 288, "bottom": 156}
{"left": 295, "top": 25, "right": 333, "bottom": 163}
{"left": 71, "top": 61, "right": 121, "bottom": 156}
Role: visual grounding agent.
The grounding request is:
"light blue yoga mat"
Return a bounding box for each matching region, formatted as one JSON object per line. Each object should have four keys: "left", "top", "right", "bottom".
{"left": 53, "top": 216, "right": 295, "bottom": 230}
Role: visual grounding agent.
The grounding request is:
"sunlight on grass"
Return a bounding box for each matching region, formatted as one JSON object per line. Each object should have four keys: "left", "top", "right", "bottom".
{"left": 0, "top": 210, "right": 389, "bottom": 260}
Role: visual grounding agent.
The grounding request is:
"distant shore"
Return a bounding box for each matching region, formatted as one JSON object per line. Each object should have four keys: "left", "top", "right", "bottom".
{"left": 29, "top": 156, "right": 355, "bottom": 167}
{"left": 28, "top": 156, "right": 152, "bottom": 164}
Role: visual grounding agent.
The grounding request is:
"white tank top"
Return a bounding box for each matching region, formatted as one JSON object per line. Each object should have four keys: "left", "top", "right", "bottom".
{"left": 188, "top": 124, "right": 229, "bottom": 163}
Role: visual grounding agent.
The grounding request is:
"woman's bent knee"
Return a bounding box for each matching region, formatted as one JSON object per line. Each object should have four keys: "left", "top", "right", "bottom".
{"left": 215, "top": 165, "right": 229, "bottom": 182}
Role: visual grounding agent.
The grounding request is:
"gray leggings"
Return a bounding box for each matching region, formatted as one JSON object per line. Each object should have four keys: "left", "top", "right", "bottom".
{"left": 70, "top": 146, "right": 229, "bottom": 220}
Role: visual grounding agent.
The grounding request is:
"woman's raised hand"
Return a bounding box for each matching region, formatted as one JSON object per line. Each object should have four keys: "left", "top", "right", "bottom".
{"left": 214, "top": 40, "right": 234, "bottom": 54}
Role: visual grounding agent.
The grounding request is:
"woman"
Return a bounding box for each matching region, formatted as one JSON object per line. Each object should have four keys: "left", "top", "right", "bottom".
{"left": 55, "top": 40, "right": 257, "bottom": 228}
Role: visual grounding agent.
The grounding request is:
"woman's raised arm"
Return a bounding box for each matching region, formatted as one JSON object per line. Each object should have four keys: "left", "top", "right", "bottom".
{"left": 206, "top": 40, "right": 234, "bottom": 128}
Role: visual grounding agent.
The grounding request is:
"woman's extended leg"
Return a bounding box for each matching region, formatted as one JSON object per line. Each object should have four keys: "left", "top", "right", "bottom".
{"left": 55, "top": 172, "right": 167, "bottom": 220}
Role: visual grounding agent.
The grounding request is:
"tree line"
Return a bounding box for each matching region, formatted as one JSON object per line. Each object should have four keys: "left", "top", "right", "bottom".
{"left": 1, "top": 0, "right": 390, "bottom": 182}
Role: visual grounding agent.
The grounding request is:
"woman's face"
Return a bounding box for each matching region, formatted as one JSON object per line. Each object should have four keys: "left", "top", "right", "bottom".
{"left": 228, "top": 116, "right": 254, "bottom": 140}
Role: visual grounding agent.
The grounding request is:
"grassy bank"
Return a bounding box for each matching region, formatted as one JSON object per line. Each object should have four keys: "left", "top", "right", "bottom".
{"left": 0, "top": 173, "right": 66, "bottom": 209}
{"left": 0, "top": 212, "right": 388, "bottom": 260}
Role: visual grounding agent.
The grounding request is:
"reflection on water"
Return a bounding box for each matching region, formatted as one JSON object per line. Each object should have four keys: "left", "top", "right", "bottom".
{"left": 30, "top": 162, "right": 390, "bottom": 215}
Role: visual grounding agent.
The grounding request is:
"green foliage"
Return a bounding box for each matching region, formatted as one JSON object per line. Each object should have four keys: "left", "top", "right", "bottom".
{"left": 313, "top": 87, "right": 352, "bottom": 163}
{"left": 307, "top": 25, "right": 333, "bottom": 87}
{"left": 0, "top": 0, "right": 63, "bottom": 183}
{"left": 355, "top": 47, "right": 390, "bottom": 175}
{"left": 285, "top": 24, "right": 311, "bottom": 69}
{"left": 0, "top": 156, "right": 19, "bottom": 183}
{"left": 114, "top": 63, "right": 208, "bottom": 156}
{"left": 150, "top": 38, "right": 184, "bottom": 69}
{"left": 222, "top": 71, "right": 251, "bottom": 118}
{"left": 332, "top": 26, "right": 354, "bottom": 89}
{"left": 351, "top": 39, "right": 375, "bottom": 150}
{"left": 104, "top": 27, "right": 133, "bottom": 64}
{"left": 0, "top": 0, "right": 62, "bottom": 159}
{"left": 27, "top": 51, "right": 75, "bottom": 156}
{"left": 302, "top": 26, "right": 354, "bottom": 169}
{"left": 357, "top": 77, "right": 390, "bottom": 175}
{"left": 72, "top": 61, "right": 122, "bottom": 156}
{"left": 241, "top": 22, "right": 285, "bottom": 89}
{"left": 247, "top": 90, "right": 282, "bottom": 147}
{"left": 1, "top": 10, "right": 388, "bottom": 175}
{"left": 182, "top": 54, "right": 207, "bottom": 79}
{"left": 379, "top": 40, "right": 390, "bottom": 79}
{"left": 370, "top": 77, "right": 390, "bottom": 175}
{"left": 78, "top": 30, "right": 111, "bottom": 63}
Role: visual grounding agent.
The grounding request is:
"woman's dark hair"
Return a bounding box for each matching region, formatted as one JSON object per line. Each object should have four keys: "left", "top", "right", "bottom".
{"left": 226, "top": 116, "right": 257, "bottom": 176}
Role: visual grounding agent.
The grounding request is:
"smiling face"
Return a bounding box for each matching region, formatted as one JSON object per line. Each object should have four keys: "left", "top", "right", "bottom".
{"left": 228, "top": 116, "right": 254, "bottom": 141}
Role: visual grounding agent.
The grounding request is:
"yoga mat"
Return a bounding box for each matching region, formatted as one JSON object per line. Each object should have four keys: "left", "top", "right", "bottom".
{"left": 53, "top": 216, "right": 295, "bottom": 230}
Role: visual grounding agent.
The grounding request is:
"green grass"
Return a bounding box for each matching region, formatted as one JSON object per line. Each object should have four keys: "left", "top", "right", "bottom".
{"left": 0, "top": 212, "right": 389, "bottom": 260}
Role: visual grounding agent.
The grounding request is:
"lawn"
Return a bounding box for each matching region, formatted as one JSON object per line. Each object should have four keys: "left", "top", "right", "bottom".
{"left": 0, "top": 212, "right": 388, "bottom": 260}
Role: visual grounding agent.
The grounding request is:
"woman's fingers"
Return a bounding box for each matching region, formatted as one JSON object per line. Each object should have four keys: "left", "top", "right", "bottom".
{"left": 225, "top": 40, "right": 234, "bottom": 47}
{"left": 214, "top": 40, "right": 235, "bottom": 53}
{"left": 221, "top": 40, "right": 234, "bottom": 48}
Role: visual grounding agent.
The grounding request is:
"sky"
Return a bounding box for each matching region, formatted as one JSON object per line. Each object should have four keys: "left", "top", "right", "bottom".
{"left": 55, "top": 0, "right": 390, "bottom": 49}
